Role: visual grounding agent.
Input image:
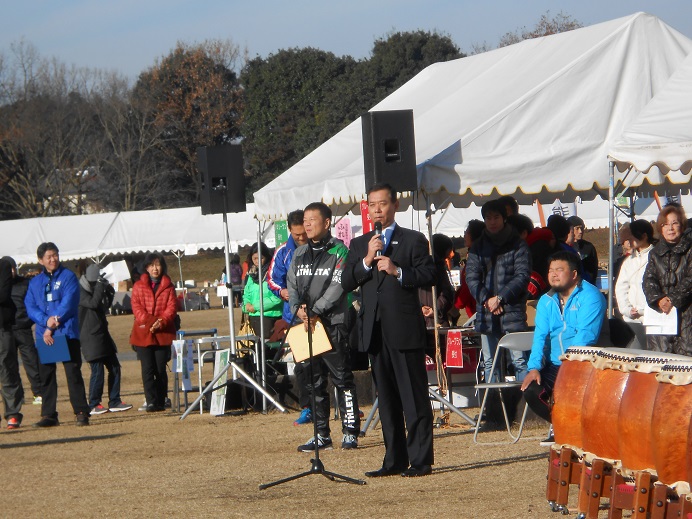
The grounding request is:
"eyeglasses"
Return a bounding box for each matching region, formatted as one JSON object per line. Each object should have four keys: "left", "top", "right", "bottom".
{"left": 662, "top": 222, "right": 682, "bottom": 229}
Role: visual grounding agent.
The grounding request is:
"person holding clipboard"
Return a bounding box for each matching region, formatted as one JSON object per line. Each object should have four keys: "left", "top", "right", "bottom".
{"left": 25, "top": 242, "right": 91, "bottom": 427}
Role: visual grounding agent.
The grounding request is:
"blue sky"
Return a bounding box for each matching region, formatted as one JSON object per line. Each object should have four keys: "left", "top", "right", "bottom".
{"left": 2, "top": 0, "right": 691, "bottom": 79}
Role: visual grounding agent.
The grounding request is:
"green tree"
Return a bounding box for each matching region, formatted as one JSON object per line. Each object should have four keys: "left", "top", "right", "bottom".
{"left": 240, "top": 48, "right": 355, "bottom": 194}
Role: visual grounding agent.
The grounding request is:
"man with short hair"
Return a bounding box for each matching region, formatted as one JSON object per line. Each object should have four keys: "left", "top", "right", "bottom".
{"left": 342, "top": 183, "right": 436, "bottom": 478}
{"left": 25, "top": 243, "right": 91, "bottom": 427}
{"left": 567, "top": 215, "right": 599, "bottom": 284}
{"left": 287, "top": 202, "right": 360, "bottom": 451}
{"left": 0, "top": 257, "right": 22, "bottom": 429}
{"left": 266, "top": 209, "right": 312, "bottom": 425}
{"left": 521, "top": 251, "right": 606, "bottom": 441}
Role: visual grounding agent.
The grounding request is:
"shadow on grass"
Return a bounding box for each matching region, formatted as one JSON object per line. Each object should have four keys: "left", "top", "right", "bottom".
{"left": 0, "top": 432, "right": 129, "bottom": 450}
{"left": 433, "top": 452, "right": 549, "bottom": 475}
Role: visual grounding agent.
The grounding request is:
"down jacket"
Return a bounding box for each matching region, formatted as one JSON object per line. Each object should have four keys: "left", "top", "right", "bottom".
{"left": 130, "top": 273, "right": 177, "bottom": 347}
{"left": 643, "top": 229, "right": 692, "bottom": 355}
{"left": 466, "top": 226, "right": 531, "bottom": 335}
{"left": 79, "top": 277, "right": 117, "bottom": 362}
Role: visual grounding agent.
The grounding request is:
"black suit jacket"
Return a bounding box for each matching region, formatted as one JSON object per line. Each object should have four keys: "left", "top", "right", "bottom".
{"left": 342, "top": 225, "right": 435, "bottom": 352}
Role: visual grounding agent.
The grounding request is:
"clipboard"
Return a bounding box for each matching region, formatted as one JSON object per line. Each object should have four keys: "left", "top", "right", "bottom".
{"left": 286, "top": 320, "right": 333, "bottom": 363}
{"left": 36, "top": 334, "right": 72, "bottom": 364}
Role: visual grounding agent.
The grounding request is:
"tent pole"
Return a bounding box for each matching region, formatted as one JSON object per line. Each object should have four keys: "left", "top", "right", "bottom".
{"left": 608, "top": 161, "right": 615, "bottom": 317}
{"left": 257, "top": 220, "right": 267, "bottom": 413}
{"left": 175, "top": 250, "right": 187, "bottom": 312}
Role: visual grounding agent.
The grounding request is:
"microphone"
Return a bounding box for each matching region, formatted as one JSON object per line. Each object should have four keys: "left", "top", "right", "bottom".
{"left": 374, "top": 222, "right": 383, "bottom": 257}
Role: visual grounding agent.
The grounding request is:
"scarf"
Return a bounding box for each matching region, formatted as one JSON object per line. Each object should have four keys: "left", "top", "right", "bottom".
{"left": 485, "top": 224, "right": 513, "bottom": 248}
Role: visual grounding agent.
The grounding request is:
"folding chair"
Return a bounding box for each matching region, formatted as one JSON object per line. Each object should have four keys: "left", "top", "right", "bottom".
{"left": 473, "top": 331, "right": 537, "bottom": 444}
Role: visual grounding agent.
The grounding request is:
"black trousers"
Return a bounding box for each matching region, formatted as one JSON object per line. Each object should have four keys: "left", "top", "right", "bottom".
{"left": 135, "top": 346, "right": 170, "bottom": 407}
{"left": 13, "top": 327, "right": 42, "bottom": 397}
{"left": 0, "top": 327, "right": 23, "bottom": 420}
{"left": 523, "top": 362, "right": 561, "bottom": 423}
{"left": 303, "top": 323, "right": 360, "bottom": 437}
{"left": 369, "top": 321, "right": 433, "bottom": 470}
{"left": 39, "top": 338, "right": 90, "bottom": 418}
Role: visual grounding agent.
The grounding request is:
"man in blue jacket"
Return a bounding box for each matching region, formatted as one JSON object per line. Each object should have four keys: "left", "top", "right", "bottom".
{"left": 521, "top": 250, "right": 606, "bottom": 434}
{"left": 266, "top": 210, "right": 312, "bottom": 425}
{"left": 25, "top": 242, "right": 90, "bottom": 427}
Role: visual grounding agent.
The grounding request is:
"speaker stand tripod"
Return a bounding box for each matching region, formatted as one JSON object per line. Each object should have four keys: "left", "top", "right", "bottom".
{"left": 180, "top": 181, "right": 286, "bottom": 419}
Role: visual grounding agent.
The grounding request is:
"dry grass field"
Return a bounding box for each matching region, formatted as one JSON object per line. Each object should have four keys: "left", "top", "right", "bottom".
{"left": 0, "top": 308, "right": 599, "bottom": 519}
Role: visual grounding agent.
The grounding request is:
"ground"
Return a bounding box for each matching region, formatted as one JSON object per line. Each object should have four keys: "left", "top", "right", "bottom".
{"left": 0, "top": 308, "right": 603, "bottom": 519}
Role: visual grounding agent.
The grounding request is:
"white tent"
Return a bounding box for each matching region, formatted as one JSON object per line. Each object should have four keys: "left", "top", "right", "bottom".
{"left": 253, "top": 13, "right": 692, "bottom": 221}
{"left": 0, "top": 205, "right": 269, "bottom": 265}
{"left": 609, "top": 49, "right": 692, "bottom": 177}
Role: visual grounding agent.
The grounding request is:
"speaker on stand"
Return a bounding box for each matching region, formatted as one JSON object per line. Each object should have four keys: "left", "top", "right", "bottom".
{"left": 198, "top": 144, "right": 246, "bottom": 215}
{"left": 361, "top": 109, "right": 418, "bottom": 193}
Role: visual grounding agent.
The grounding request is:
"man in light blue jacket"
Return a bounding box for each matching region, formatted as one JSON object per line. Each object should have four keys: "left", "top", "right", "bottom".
{"left": 521, "top": 251, "right": 606, "bottom": 428}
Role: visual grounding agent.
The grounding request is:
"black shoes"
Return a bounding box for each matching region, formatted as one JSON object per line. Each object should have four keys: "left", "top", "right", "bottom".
{"left": 401, "top": 465, "right": 432, "bottom": 478}
{"left": 75, "top": 413, "right": 90, "bottom": 426}
{"left": 33, "top": 416, "right": 60, "bottom": 428}
{"left": 365, "top": 466, "right": 408, "bottom": 478}
{"left": 146, "top": 404, "right": 165, "bottom": 413}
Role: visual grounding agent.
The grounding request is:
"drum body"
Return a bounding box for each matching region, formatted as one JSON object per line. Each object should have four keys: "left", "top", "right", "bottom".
{"left": 552, "top": 347, "right": 601, "bottom": 448}
{"left": 652, "top": 360, "right": 692, "bottom": 485}
{"left": 618, "top": 351, "right": 688, "bottom": 472}
{"left": 581, "top": 349, "right": 638, "bottom": 460}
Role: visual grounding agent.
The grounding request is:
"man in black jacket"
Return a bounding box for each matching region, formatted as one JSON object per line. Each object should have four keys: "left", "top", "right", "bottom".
{"left": 2, "top": 257, "right": 42, "bottom": 406}
{"left": 342, "top": 183, "right": 436, "bottom": 478}
{"left": 0, "top": 257, "right": 22, "bottom": 429}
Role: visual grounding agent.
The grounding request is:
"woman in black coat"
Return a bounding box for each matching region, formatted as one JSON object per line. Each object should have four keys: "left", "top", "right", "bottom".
{"left": 642, "top": 205, "right": 692, "bottom": 355}
{"left": 79, "top": 264, "right": 132, "bottom": 414}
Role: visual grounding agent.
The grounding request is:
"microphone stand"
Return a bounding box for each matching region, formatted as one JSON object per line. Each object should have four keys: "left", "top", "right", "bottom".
{"left": 260, "top": 241, "right": 365, "bottom": 490}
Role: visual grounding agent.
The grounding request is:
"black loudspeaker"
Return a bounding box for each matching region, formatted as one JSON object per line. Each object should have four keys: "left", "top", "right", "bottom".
{"left": 198, "top": 145, "right": 246, "bottom": 215}
{"left": 361, "top": 109, "right": 417, "bottom": 193}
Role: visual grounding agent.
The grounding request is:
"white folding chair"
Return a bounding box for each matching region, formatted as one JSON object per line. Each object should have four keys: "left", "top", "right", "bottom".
{"left": 473, "top": 331, "right": 537, "bottom": 444}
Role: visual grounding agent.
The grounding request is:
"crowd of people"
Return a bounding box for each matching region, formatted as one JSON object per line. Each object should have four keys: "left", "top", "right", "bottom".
{"left": 2, "top": 187, "right": 690, "bottom": 480}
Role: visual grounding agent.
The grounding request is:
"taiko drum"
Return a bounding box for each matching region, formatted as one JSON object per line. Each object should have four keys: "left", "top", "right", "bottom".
{"left": 651, "top": 360, "right": 692, "bottom": 485}
{"left": 618, "top": 351, "right": 688, "bottom": 472}
{"left": 551, "top": 347, "right": 601, "bottom": 448}
{"left": 580, "top": 349, "right": 638, "bottom": 460}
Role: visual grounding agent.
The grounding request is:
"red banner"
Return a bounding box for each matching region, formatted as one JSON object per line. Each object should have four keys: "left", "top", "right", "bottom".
{"left": 361, "top": 200, "right": 374, "bottom": 234}
{"left": 445, "top": 330, "right": 464, "bottom": 368}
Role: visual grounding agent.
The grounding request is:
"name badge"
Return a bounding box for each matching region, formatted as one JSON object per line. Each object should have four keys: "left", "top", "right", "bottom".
{"left": 46, "top": 292, "right": 53, "bottom": 302}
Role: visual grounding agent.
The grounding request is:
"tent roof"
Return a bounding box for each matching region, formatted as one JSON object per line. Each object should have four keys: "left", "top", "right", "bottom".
{"left": 0, "top": 206, "right": 268, "bottom": 265}
{"left": 253, "top": 12, "right": 692, "bottom": 221}
{"left": 609, "top": 50, "right": 692, "bottom": 176}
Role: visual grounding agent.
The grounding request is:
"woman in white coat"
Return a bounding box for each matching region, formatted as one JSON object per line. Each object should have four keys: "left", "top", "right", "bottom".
{"left": 615, "top": 219, "right": 655, "bottom": 349}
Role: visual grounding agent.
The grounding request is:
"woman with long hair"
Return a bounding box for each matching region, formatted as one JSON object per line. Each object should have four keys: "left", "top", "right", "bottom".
{"left": 242, "top": 242, "right": 283, "bottom": 337}
{"left": 643, "top": 205, "right": 692, "bottom": 354}
{"left": 615, "top": 219, "right": 655, "bottom": 349}
{"left": 130, "top": 253, "right": 177, "bottom": 412}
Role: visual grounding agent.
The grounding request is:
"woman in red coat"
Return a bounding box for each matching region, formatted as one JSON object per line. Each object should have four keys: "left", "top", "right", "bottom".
{"left": 130, "top": 253, "right": 177, "bottom": 412}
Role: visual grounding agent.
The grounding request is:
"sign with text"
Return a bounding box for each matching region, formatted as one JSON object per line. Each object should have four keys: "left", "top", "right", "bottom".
{"left": 360, "top": 200, "right": 374, "bottom": 234}
{"left": 274, "top": 220, "right": 288, "bottom": 247}
{"left": 445, "top": 330, "right": 464, "bottom": 368}
{"left": 334, "top": 219, "right": 353, "bottom": 248}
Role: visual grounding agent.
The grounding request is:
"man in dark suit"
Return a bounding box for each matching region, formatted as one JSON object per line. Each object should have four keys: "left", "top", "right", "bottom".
{"left": 342, "top": 183, "right": 436, "bottom": 478}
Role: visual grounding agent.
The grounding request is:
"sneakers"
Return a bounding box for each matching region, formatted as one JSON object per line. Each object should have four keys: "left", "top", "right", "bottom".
{"left": 139, "top": 399, "right": 169, "bottom": 411}
{"left": 76, "top": 413, "right": 90, "bottom": 426}
{"left": 7, "top": 416, "right": 21, "bottom": 430}
{"left": 90, "top": 404, "right": 109, "bottom": 415}
{"left": 164, "top": 397, "right": 172, "bottom": 409}
{"left": 109, "top": 402, "right": 133, "bottom": 412}
{"left": 341, "top": 433, "right": 358, "bottom": 450}
{"left": 297, "top": 434, "right": 333, "bottom": 452}
{"left": 293, "top": 407, "right": 312, "bottom": 426}
{"left": 33, "top": 416, "right": 59, "bottom": 428}
{"left": 32, "top": 395, "right": 42, "bottom": 405}
{"left": 540, "top": 435, "right": 555, "bottom": 447}
{"left": 138, "top": 400, "right": 148, "bottom": 412}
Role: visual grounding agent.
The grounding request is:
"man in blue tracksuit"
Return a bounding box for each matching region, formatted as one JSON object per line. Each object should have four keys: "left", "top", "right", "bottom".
{"left": 25, "top": 242, "right": 91, "bottom": 427}
{"left": 266, "top": 210, "right": 312, "bottom": 425}
{"left": 521, "top": 250, "right": 606, "bottom": 428}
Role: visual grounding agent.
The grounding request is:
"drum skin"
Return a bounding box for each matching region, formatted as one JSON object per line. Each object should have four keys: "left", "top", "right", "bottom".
{"left": 651, "top": 373, "right": 692, "bottom": 485}
{"left": 552, "top": 359, "right": 594, "bottom": 448}
{"left": 618, "top": 371, "right": 658, "bottom": 471}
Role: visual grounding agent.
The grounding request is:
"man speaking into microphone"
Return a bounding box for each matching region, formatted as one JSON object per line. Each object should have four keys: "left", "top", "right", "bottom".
{"left": 342, "top": 183, "right": 436, "bottom": 477}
